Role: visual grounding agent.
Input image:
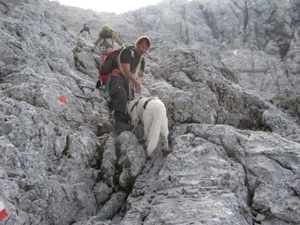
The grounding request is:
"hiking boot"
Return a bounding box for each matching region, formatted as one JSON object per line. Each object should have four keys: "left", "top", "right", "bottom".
{"left": 115, "top": 122, "right": 134, "bottom": 135}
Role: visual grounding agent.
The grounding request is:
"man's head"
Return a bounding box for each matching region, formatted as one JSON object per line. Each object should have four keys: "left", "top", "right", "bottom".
{"left": 135, "top": 36, "right": 151, "bottom": 56}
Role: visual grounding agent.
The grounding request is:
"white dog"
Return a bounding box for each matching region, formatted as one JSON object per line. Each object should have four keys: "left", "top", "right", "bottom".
{"left": 127, "top": 96, "right": 169, "bottom": 156}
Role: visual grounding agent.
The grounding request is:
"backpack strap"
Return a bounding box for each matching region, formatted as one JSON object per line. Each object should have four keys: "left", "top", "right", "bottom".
{"left": 109, "top": 29, "right": 114, "bottom": 46}
{"left": 117, "top": 47, "right": 143, "bottom": 79}
{"left": 116, "top": 47, "right": 127, "bottom": 76}
{"left": 133, "top": 56, "right": 143, "bottom": 77}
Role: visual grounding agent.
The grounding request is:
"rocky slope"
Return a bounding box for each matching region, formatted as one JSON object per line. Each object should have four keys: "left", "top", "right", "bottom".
{"left": 0, "top": 0, "right": 299, "bottom": 224}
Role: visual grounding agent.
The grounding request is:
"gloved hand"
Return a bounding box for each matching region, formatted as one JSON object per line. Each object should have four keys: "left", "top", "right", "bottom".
{"left": 121, "top": 43, "right": 126, "bottom": 48}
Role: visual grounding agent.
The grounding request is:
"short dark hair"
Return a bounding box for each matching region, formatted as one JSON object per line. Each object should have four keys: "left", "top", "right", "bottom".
{"left": 136, "top": 36, "right": 151, "bottom": 48}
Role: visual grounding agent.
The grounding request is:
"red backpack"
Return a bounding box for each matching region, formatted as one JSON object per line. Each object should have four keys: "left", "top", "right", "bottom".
{"left": 96, "top": 48, "right": 122, "bottom": 88}
{"left": 96, "top": 46, "right": 139, "bottom": 90}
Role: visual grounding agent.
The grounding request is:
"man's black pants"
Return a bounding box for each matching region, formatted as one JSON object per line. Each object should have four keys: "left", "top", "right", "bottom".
{"left": 108, "top": 75, "right": 133, "bottom": 123}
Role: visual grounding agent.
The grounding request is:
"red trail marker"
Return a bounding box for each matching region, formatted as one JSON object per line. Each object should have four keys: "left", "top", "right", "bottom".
{"left": 0, "top": 201, "right": 8, "bottom": 222}
{"left": 58, "top": 96, "right": 68, "bottom": 104}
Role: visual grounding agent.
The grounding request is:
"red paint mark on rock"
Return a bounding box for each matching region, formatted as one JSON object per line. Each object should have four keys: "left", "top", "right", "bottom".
{"left": 58, "top": 96, "right": 68, "bottom": 104}
{"left": 0, "top": 201, "right": 8, "bottom": 222}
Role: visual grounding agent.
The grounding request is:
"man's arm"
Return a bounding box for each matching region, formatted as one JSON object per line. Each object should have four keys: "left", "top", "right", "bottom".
{"left": 121, "top": 63, "right": 141, "bottom": 93}
{"left": 138, "top": 70, "right": 143, "bottom": 78}
{"left": 91, "top": 37, "right": 101, "bottom": 51}
{"left": 112, "top": 32, "right": 123, "bottom": 46}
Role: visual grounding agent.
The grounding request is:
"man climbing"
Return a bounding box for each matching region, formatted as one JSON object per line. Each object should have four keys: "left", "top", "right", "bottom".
{"left": 108, "top": 36, "right": 150, "bottom": 134}
{"left": 77, "top": 23, "right": 92, "bottom": 40}
{"left": 91, "top": 24, "right": 123, "bottom": 54}
{"left": 92, "top": 24, "right": 124, "bottom": 90}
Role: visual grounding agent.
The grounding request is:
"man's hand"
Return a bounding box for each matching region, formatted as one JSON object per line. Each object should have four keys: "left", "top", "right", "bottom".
{"left": 138, "top": 70, "right": 143, "bottom": 78}
{"left": 134, "top": 80, "right": 141, "bottom": 93}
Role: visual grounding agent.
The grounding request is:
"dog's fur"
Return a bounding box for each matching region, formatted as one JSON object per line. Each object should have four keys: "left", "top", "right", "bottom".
{"left": 127, "top": 96, "right": 169, "bottom": 156}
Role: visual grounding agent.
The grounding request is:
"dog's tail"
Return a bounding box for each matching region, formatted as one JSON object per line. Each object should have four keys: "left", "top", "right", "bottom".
{"left": 147, "top": 113, "right": 162, "bottom": 156}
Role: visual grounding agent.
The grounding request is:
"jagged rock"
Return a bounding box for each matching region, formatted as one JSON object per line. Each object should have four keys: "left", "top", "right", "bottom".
{"left": 122, "top": 124, "right": 300, "bottom": 224}
{"left": 96, "top": 192, "right": 127, "bottom": 221}
{"left": 93, "top": 182, "right": 113, "bottom": 205}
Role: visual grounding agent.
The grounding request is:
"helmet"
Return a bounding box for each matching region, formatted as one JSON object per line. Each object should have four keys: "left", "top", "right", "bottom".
{"left": 102, "top": 24, "right": 111, "bottom": 29}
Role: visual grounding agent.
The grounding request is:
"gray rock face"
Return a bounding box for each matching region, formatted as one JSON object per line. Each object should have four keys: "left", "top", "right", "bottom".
{"left": 0, "top": 0, "right": 299, "bottom": 224}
